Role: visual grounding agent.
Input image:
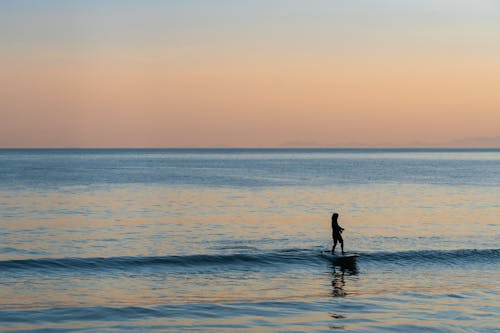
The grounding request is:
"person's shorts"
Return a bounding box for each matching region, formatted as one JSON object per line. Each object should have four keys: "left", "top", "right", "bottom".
{"left": 332, "top": 233, "right": 343, "bottom": 243}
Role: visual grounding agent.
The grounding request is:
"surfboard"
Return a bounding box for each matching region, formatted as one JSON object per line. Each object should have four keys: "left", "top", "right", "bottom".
{"left": 321, "top": 251, "right": 359, "bottom": 260}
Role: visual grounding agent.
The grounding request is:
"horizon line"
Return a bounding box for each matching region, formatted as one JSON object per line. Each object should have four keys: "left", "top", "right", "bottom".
{"left": 1, "top": 147, "right": 499, "bottom": 150}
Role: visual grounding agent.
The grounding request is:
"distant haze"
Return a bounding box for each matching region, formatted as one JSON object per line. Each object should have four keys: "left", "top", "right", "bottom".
{"left": 1, "top": 1, "right": 499, "bottom": 148}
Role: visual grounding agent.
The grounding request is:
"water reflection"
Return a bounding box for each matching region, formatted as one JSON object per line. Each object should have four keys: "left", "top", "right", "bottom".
{"left": 328, "top": 260, "right": 358, "bottom": 329}
{"left": 330, "top": 261, "right": 358, "bottom": 298}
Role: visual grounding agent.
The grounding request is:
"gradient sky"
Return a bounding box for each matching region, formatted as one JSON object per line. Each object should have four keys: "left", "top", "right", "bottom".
{"left": 1, "top": 0, "right": 500, "bottom": 147}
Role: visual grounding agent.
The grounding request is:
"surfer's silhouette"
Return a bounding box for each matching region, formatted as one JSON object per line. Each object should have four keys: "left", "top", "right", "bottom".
{"left": 331, "top": 213, "right": 345, "bottom": 255}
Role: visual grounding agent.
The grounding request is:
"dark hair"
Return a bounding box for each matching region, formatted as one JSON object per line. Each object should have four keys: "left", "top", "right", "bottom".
{"left": 332, "top": 213, "right": 339, "bottom": 220}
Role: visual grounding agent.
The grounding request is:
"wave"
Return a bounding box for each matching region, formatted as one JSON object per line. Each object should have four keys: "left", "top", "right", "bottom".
{"left": 0, "top": 301, "right": 341, "bottom": 324}
{"left": 0, "top": 249, "right": 317, "bottom": 271}
{"left": 361, "top": 248, "right": 500, "bottom": 266}
{"left": 0, "top": 248, "right": 497, "bottom": 272}
{"left": 0, "top": 247, "right": 46, "bottom": 255}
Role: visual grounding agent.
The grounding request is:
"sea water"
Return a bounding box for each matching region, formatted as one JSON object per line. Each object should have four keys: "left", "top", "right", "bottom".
{"left": 0, "top": 149, "right": 498, "bottom": 332}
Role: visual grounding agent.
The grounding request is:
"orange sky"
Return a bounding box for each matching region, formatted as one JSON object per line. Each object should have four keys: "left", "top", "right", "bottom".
{"left": 1, "top": 1, "right": 499, "bottom": 147}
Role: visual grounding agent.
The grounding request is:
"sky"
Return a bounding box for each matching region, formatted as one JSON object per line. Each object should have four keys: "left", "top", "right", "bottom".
{"left": 1, "top": 0, "right": 500, "bottom": 148}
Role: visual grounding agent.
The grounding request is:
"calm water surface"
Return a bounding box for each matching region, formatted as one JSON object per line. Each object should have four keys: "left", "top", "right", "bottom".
{"left": 0, "top": 149, "right": 499, "bottom": 332}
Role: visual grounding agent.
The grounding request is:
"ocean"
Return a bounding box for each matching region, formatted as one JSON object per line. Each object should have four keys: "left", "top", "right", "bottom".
{"left": 0, "top": 149, "right": 498, "bottom": 332}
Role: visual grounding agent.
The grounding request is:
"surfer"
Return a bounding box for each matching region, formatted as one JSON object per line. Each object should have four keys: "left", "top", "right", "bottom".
{"left": 331, "top": 213, "right": 345, "bottom": 255}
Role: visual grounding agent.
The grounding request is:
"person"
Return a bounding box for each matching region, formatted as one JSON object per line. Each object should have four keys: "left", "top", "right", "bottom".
{"left": 331, "top": 213, "right": 345, "bottom": 255}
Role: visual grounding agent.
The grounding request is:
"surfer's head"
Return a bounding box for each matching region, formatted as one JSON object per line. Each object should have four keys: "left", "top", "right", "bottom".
{"left": 332, "top": 213, "right": 339, "bottom": 221}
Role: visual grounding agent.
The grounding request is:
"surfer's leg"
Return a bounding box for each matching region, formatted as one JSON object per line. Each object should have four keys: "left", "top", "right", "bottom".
{"left": 331, "top": 238, "right": 337, "bottom": 254}
{"left": 339, "top": 235, "right": 344, "bottom": 255}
